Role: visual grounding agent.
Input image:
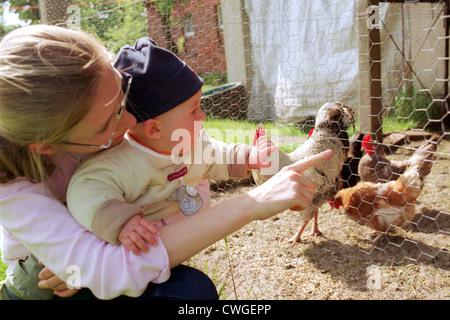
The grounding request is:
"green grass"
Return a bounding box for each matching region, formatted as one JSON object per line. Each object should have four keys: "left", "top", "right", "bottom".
{"left": 383, "top": 84, "right": 444, "bottom": 131}
{"left": 203, "top": 116, "right": 306, "bottom": 136}
{"left": 203, "top": 116, "right": 308, "bottom": 149}
{"left": 381, "top": 117, "right": 417, "bottom": 133}
{"left": 0, "top": 252, "right": 6, "bottom": 282}
{"left": 202, "top": 85, "right": 216, "bottom": 92}
{"left": 203, "top": 116, "right": 367, "bottom": 152}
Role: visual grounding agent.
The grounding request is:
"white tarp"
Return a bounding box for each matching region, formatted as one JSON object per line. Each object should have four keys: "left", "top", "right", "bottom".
{"left": 244, "top": 0, "right": 446, "bottom": 124}
{"left": 245, "top": 0, "right": 359, "bottom": 122}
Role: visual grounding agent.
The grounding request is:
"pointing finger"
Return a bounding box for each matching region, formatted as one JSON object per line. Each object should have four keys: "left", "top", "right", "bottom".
{"left": 288, "top": 149, "right": 333, "bottom": 174}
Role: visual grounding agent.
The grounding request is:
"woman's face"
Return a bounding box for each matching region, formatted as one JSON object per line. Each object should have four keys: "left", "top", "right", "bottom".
{"left": 61, "top": 66, "right": 137, "bottom": 154}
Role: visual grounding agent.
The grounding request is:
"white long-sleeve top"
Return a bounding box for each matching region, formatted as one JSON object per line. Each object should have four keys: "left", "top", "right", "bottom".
{"left": 0, "top": 152, "right": 170, "bottom": 299}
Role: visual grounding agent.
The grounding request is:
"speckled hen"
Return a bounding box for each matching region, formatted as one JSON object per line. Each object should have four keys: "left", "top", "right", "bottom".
{"left": 252, "top": 101, "right": 355, "bottom": 243}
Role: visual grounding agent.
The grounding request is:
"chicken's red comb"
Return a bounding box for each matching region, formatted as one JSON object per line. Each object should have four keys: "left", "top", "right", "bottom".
{"left": 328, "top": 199, "right": 340, "bottom": 209}
{"left": 362, "top": 134, "right": 376, "bottom": 154}
{"left": 253, "top": 125, "right": 266, "bottom": 146}
{"left": 308, "top": 128, "right": 315, "bottom": 136}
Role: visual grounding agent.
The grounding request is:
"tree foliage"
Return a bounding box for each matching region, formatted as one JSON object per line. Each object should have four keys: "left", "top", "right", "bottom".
{"left": 73, "top": 1, "right": 149, "bottom": 53}
{"left": 1, "top": 0, "right": 39, "bottom": 23}
{"left": 0, "top": 1, "right": 150, "bottom": 53}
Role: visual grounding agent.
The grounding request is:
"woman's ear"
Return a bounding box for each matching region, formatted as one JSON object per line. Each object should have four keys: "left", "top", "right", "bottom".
{"left": 143, "top": 119, "right": 161, "bottom": 139}
{"left": 29, "top": 143, "right": 57, "bottom": 155}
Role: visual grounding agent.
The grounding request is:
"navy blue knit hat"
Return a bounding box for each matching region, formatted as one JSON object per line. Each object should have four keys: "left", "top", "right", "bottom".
{"left": 114, "top": 37, "right": 204, "bottom": 122}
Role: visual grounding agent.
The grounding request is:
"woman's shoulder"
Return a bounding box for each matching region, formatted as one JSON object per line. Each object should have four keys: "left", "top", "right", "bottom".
{"left": 0, "top": 177, "right": 47, "bottom": 198}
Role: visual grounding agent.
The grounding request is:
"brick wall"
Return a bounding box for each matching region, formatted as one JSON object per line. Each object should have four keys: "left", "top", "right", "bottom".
{"left": 146, "top": 0, "right": 227, "bottom": 77}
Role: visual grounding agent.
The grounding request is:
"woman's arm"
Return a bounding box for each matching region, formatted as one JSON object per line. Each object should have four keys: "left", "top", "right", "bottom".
{"left": 160, "top": 150, "right": 331, "bottom": 267}
{"left": 0, "top": 178, "right": 171, "bottom": 299}
{"left": 2, "top": 150, "right": 331, "bottom": 298}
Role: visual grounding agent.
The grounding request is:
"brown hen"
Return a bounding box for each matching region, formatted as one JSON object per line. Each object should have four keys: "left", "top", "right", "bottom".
{"left": 358, "top": 134, "right": 440, "bottom": 184}
{"left": 332, "top": 165, "right": 422, "bottom": 241}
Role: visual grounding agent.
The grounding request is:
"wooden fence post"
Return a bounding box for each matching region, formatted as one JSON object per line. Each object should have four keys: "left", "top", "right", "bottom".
{"left": 368, "top": 0, "right": 383, "bottom": 142}
{"left": 357, "top": 0, "right": 383, "bottom": 142}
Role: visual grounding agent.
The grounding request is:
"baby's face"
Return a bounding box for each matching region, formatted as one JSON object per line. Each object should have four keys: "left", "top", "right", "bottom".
{"left": 156, "top": 89, "right": 206, "bottom": 154}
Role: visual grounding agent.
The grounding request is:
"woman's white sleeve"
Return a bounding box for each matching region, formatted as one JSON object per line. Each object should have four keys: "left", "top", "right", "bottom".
{"left": 0, "top": 178, "right": 170, "bottom": 299}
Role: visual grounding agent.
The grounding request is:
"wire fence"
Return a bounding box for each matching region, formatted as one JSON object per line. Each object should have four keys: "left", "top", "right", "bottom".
{"left": 4, "top": 0, "right": 449, "bottom": 299}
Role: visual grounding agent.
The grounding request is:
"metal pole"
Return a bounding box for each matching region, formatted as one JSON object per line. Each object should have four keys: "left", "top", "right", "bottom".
{"left": 39, "top": 0, "right": 68, "bottom": 26}
{"left": 444, "top": 0, "right": 450, "bottom": 130}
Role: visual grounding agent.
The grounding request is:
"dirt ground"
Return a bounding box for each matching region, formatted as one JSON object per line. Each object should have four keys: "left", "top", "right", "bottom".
{"left": 187, "top": 136, "right": 450, "bottom": 300}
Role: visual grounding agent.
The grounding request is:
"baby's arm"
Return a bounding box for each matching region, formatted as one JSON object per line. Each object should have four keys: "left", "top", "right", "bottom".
{"left": 201, "top": 129, "right": 277, "bottom": 180}
{"left": 67, "top": 158, "right": 160, "bottom": 254}
{"left": 67, "top": 150, "right": 160, "bottom": 248}
{"left": 118, "top": 215, "right": 160, "bottom": 255}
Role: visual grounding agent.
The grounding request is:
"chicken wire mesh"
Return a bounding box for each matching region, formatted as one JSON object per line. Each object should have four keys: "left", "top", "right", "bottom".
{"left": 3, "top": 0, "right": 448, "bottom": 299}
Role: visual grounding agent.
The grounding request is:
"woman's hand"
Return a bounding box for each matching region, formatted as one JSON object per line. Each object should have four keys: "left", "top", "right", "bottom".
{"left": 247, "top": 149, "right": 333, "bottom": 220}
{"left": 37, "top": 263, "right": 80, "bottom": 298}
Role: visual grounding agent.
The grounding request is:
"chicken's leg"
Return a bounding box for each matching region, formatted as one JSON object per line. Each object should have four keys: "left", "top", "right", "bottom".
{"left": 288, "top": 209, "right": 321, "bottom": 243}
{"left": 310, "top": 211, "right": 322, "bottom": 237}
{"left": 288, "top": 220, "right": 309, "bottom": 244}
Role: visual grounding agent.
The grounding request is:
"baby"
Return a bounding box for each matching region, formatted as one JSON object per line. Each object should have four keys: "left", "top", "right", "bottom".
{"left": 66, "top": 38, "right": 277, "bottom": 254}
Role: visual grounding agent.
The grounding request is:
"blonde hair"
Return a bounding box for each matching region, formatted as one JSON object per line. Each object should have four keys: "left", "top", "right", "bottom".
{"left": 0, "top": 25, "right": 113, "bottom": 183}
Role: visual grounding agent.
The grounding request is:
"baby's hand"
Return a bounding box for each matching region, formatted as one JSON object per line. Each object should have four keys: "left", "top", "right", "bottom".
{"left": 248, "top": 130, "right": 278, "bottom": 170}
{"left": 118, "top": 215, "right": 160, "bottom": 255}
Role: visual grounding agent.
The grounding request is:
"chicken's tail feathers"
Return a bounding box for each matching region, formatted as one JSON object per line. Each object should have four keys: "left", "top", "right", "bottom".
{"left": 414, "top": 134, "right": 440, "bottom": 158}
{"left": 398, "top": 165, "right": 422, "bottom": 194}
{"left": 409, "top": 134, "right": 440, "bottom": 178}
{"left": 253, "top": 125, "right": 266, "bottom": 146}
